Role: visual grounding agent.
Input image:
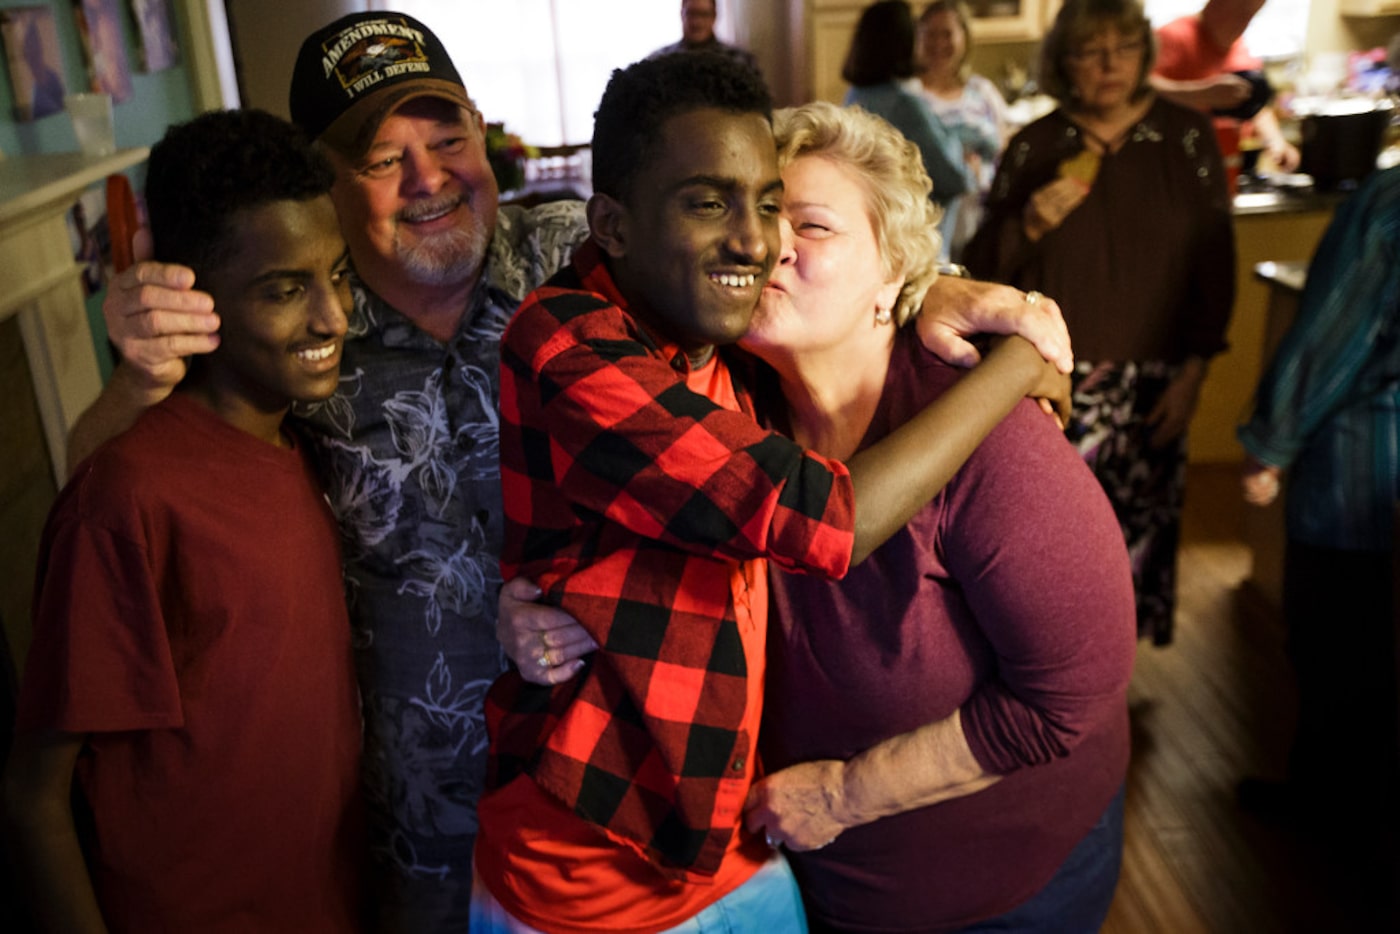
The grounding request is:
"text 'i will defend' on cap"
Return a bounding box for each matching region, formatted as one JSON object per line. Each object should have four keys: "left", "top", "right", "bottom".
{"left": 289, "top": 11, "right": 475, "bottom": 158}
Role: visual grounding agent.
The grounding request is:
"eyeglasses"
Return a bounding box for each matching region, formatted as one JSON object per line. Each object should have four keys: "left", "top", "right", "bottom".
{"left": 1066, "top": 39, "right": 1146, "bottom": 66}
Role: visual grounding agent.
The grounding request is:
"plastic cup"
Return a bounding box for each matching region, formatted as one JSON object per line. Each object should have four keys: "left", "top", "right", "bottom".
{"left": 65, "top": 93, "right": 116, "bottom": 158}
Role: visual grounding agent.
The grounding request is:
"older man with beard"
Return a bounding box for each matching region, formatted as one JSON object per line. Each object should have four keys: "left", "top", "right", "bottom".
{"left": 73, "top": 15, "right": 582, "bottom": 930}
{"left": 69, "top": 12, "right": 1072, "bottom": 931}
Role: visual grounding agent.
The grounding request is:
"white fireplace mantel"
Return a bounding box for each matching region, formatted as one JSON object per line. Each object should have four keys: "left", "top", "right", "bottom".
{"left": 0, "top": 148, "right": 148, "bottom": 485}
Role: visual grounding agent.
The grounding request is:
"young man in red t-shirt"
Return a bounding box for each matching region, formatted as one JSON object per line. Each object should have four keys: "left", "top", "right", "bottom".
{"left": 3, "top": 110, "right": 365, "bottom": 933}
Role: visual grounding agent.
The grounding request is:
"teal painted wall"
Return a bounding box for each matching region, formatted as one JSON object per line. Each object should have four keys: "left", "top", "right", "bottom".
{"left": 1, "top": 1, "right": 198, "bottom": 379}
{"left": 0, "top": 0, "right": 195, "bottom": 157}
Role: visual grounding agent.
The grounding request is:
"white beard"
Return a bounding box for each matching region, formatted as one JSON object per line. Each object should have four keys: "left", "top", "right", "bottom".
{"left": 392, "top": 190, "right": 491, "bottom": 288}
{"left": 394, "top": 224, "right": 488, "bottom": 288}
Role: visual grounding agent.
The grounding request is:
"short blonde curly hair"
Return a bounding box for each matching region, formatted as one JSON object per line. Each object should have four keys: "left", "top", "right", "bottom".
{"left": 773, "top": 101, "right": 942, "bottom": 326}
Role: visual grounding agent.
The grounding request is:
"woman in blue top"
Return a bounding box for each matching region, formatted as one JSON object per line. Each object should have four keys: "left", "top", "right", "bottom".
{"left": 915, "top": 0, "right": 1011, "bottom": 258}
{"left": 841, "top": 0, "right": 973, "bottom": 255}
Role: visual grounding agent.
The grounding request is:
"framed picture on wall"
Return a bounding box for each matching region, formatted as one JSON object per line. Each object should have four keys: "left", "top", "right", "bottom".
{"left": 130, "top": 0, "right": 178, "bottom": 72}
{"left": 74, "top": 0, "right": 134, "bottom": 102}
{"left": 0, "top": 6, "right": 68, "bottom": 121}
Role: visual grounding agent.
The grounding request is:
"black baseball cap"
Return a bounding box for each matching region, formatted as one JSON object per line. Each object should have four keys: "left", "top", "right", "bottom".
{"left": 289, "top": 11, "right": 475, "bottom": 158}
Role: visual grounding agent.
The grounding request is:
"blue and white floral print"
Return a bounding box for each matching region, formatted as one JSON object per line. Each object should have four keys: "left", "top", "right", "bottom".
{"left": 294, "top": 200, "right": 587, "bottom": 928}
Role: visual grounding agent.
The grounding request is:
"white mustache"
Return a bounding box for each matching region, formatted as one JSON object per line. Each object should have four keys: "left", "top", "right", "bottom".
{"left": 397, "top": 193, "right": 463, "bottom": 223}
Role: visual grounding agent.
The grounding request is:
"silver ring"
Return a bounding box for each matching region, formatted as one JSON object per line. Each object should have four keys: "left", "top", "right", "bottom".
{"left": 765, "top": 832, "right": 779, "bottom": 849}
{"left": 1024, "top": 290, "right": 1043, "bottom": 305}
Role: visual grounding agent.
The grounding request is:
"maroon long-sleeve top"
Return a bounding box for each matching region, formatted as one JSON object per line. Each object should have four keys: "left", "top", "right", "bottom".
{"left": 760, "top": 334, "right": 1137, "bottom": 931}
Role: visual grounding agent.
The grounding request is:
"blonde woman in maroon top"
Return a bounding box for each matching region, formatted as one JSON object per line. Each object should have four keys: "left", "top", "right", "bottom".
{"left": 741, "top": 101, "right": 1135, "bottom": 933}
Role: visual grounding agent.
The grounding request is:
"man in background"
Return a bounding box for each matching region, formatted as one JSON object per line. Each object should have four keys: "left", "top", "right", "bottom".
{"left": 1151, "top": 0, "right": 1301, "bottom": 173}
{"left": 650, "top": 0, "right": 759, "bottom": 73}
{"left": 1237, "top": 167, "right": 1399, "bottom": 873}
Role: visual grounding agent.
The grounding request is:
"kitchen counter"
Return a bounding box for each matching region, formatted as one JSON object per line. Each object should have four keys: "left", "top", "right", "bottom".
{"left": 1232, "top": 188, "right": 1347, "bottom": 217}
{"left": 1254, "top": 259, "right": 1308, "bottom": 296}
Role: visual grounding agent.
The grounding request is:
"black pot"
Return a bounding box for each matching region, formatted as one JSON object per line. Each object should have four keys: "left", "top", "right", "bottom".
{"left": 1299, "top": 103, "right": 1392, "bottom": 192}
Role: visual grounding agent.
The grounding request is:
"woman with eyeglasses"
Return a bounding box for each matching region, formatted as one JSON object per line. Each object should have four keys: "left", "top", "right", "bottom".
{"left": 963, "top": 0, "right": 1236, "bottom": 648}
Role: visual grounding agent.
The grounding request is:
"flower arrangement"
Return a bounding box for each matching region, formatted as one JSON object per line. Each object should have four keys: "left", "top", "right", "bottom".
{"left": 485, "top": 122, "right": 538, "bottom": 193}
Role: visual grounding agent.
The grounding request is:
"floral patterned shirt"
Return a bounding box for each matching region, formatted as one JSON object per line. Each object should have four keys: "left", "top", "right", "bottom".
{"left": 292, "top": 199, "right": 587, "bottom": 926}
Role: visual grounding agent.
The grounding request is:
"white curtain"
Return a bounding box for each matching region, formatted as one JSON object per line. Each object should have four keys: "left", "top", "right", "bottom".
{"left": 380, "top": 0, "right": 677, "bottom": 145}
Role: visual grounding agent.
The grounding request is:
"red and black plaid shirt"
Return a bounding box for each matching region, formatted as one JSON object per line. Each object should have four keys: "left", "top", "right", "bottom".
{"left": 487, "top": 240, "right": 855, "bottom": 878}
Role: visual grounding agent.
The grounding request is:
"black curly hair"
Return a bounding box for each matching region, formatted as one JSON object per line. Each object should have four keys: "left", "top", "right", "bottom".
{"left": 590, "top": 50, "right": 772, "bottom": 204}
{"left": 146, "top": 109, "right": 335, "bottom": 280}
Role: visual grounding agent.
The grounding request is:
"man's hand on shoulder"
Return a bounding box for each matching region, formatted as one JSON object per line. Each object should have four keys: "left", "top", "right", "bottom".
{"left": 106, "top": 253, "right": 220, "bottom": 390}
{"left": 67, "top": 230, "right": 221, "bottom": 475}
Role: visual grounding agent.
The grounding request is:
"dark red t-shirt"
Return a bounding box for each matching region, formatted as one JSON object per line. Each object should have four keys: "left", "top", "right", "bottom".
{"left": 18, "top": 393, "right": 365, "bottom": 933}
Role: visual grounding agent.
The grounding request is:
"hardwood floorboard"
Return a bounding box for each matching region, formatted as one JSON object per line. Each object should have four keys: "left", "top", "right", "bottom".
{"left": 1099, "top": 464, "right": 1399, "bottom": 934}
{"left": 1111, "top": 797, "right": 1212, "bottom": 933}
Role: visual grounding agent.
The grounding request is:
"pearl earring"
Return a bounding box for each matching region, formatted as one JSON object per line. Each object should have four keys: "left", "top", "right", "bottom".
{"left": 875, "top": 305, "right": 893, "bottom": 325}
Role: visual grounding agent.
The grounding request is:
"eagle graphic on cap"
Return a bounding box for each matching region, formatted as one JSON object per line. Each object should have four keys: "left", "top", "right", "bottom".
{"left": 335, "top": 36, "right": 425, "bottom": 90}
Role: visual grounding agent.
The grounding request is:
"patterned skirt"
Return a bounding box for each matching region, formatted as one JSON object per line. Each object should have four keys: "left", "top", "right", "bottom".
{"left": 1066, "top": 360, "right": 1187, "bottom": 646}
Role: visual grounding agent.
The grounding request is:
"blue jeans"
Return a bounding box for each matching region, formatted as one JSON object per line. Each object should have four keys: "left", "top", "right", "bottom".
{"left": 956, "top": 784, "right": 1126, "bottom": 933}
{"left": 469, "top": 852, "right": 808, "bottom": 934}
{"left": 662, "top": 854, "right": 809, "bottom": 934}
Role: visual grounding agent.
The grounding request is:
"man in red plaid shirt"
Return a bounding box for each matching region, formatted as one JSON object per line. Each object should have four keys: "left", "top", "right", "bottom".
{"left": 474, "top": 52, "right": 1063, "bottom": 933}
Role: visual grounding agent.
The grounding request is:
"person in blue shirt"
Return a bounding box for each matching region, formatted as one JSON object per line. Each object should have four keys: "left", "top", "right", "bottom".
{"left": 841, "top": 0, "right": 974, "bottom": 257}
{"left": 1237, "top": 165, "right": 1400, "bottom": 835}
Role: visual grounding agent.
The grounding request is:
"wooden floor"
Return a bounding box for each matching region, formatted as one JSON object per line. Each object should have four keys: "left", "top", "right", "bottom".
{"left": 1100, "top": 464, "right": 1399, "bottom": 934}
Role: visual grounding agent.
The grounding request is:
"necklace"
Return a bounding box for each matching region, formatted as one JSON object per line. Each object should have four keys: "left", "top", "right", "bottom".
{"left": 1074, "top": 95, "right": 1154, "bottom": 154}
{"left": 1076, "top": 121, "right": 1136, "bottom": 154}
